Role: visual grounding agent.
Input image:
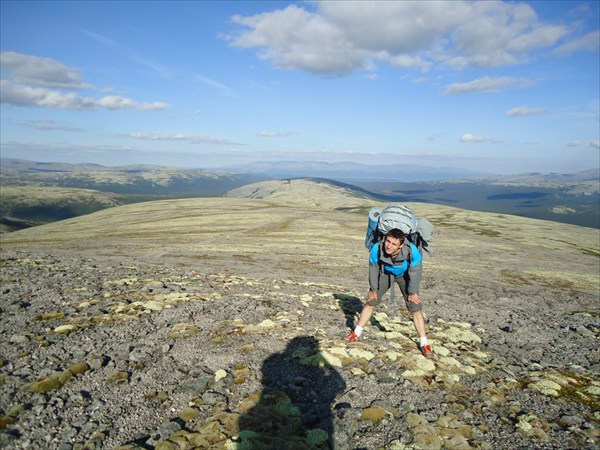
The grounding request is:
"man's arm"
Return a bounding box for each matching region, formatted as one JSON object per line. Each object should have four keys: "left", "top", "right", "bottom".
{"left": 368, "top": 260, "right": 380, "bottom": 291}
{"left": 367, "top": 244, "right": 381, "bottom": 306}
{"left": 368, "top": 243, "right": 380, "bottom": 290}
{"left": 407, "top": 243, "right": 422, "bottom": 295}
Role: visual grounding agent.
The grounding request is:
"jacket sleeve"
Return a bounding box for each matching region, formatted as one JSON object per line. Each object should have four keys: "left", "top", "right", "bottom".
{"left": 368, "top": 243, "right": 380, "bottom": 291}
{"left": 407, "top": 243, "right": 422, "bottom": 295}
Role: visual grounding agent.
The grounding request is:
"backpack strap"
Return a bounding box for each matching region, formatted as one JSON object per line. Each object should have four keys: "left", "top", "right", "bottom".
{"left": 377, "top": 242, "right": 384, "bottom": 285}
{"left": 389, "top": 272, "right": 396, "bottom": 309}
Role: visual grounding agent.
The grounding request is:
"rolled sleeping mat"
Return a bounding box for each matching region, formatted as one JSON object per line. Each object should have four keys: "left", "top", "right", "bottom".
{"left": 364, "top": 207, "right": 382, "bottom": 248}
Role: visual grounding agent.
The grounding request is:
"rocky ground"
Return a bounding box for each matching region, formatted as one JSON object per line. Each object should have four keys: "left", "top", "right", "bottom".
{"left": 0, "top": 186, "right": 598, "bottom": 449}
{"left": 0, "top": 247, "right": 598, "bottom": 450}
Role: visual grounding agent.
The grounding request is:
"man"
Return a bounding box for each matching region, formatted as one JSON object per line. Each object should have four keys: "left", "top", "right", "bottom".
{"left": 345, "top": 228, "right": 434, "bottom": 358}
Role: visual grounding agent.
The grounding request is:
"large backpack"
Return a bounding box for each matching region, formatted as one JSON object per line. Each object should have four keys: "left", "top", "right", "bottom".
{"left": 364, "top": 204, "right": 433, "bottom": 254}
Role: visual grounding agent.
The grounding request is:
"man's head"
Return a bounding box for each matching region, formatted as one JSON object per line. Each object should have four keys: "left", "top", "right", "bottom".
{"left": 384, "top": 228, "right": 405, "bottom": 258}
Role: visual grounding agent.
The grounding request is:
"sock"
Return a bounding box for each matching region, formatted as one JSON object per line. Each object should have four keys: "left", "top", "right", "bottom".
{"left": 354, "top": 326, "right": 364, "bottom": 337}
{"left": 420, "top": 336, "right": 428, "bottom": 347}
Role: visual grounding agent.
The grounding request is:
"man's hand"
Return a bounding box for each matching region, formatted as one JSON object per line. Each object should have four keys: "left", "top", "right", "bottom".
{"left": 408, "top": 293, "right": 421, "bottom": 304}
{"left": 366, "top": 291, "right": 378, "bottom": 302}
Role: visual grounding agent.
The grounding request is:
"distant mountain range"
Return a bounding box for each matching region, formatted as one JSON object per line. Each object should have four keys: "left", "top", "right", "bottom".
{"left": 218, "top": 160, "right": 493, "bottom": 182}
{"left": 4, "top": 157, "right": 597, "bottom": 185}
{"left": 1, "top": 158, "right": 598, "bottom": 231}
{"left": 0, "top": 158, "right": 268, "bottom": 196}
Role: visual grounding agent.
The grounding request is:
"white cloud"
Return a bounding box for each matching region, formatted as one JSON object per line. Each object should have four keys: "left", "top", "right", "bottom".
{"left": 554, "top": 31, "right": 600, "bottom": 56}
{"left": 95, "top": 95, "right": 168, "bottom": 111}
{"left": 0, "top": 80, "right": 169, "bottom": 111}
{"left": 568, "top": 140, "right": 583, "bottom": 147}
{"left": 445, "top": 76, "right": 535, "bottom": 95}
{"left": 231, "top": 5, "right": 370, "bottom": 76}
{"left": 0, "top": 51, "right": 170, "bottom": 111}
{"left": 256, "top": 130, "right": 297, "bottom": 137}
{"left": 0, "top": 51, "right": 92, "bottom": 89}
{"left": 128, "top": 131, "right": 239, "bottom": 145}
{"left": 439, "top": 2, "right": 569, "bottom": 69}
{"left": 227, "top": 1, "right": 573, "bottom": 76}
{"left": 507, "top": 106, "right": 547, "bottom": 117}
{"left": 591, "top": 140, "right": 600, "bottom": 149}
{"left": 1, "top": 80, "right": 92, "bottom": 109}
{"left": 460, "top": 133, "right": 500, "bottom": 143}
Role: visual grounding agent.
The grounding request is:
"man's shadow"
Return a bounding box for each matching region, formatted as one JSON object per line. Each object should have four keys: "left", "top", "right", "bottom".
{"left": 334, "top": 293, "right": 387, "bottom": 332}
{"left": 237, "top": 335, "right": 346, "bottom": 449}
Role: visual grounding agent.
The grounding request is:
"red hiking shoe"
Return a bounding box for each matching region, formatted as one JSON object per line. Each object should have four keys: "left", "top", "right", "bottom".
{"left": 420, "top": 344, "right": 434, "bottom": 358}
{"left": 345, "top": 330, "right": 359, "bottom": 342}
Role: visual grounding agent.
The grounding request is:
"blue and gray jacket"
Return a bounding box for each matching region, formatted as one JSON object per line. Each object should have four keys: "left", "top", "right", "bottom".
{"left": 369, "top": 241, "right": 422, "bottom": 295}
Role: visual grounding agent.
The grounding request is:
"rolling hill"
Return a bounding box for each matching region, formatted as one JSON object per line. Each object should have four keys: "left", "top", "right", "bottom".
{"left": 0, "top": 185, "right": 122, "bottom": 233}
{"left": 0, "top": 158, "right": 268, "bottom": 232}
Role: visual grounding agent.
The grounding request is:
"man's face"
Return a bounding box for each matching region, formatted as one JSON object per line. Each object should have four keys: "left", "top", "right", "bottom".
{"left": 384, "top": 235, "right": 403, "bottom": 258}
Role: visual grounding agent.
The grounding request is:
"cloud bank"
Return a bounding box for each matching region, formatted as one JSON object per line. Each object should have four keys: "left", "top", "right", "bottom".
{"left": 444, "top": 76, "right": 535, "bottom": 95}
{"left": 256, "top": 130, "right": 298, "bottom": 137}
{"left": 227, "top": 1, "right": 596, "bottom": 76}
{"left": 0, "top": 52, "right": 169, "bottom": 111}
{"left": 506, "top": 106, "right": 547, "bottom": 117}
{"left": 460, "top": 133, "right": 501, "bottom": 143}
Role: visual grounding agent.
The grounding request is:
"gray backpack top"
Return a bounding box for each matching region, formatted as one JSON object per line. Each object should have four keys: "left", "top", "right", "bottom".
{"left": 378, "top": 204, "right": 418, "bottom": 235}
{"left": 364, "top": 204, "right": 433, "bottom": 253}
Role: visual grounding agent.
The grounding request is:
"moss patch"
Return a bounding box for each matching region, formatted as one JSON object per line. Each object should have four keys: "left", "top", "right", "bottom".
{"left": 524, "top": 369, "right": 600, "bottom": 409}
{"left": 26, "top": 362, "right": 90, "bottom": 393}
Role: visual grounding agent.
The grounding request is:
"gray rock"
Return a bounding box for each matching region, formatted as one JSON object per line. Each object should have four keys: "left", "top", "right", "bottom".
{"left": 0, "top": 249, "right": 597, "bottom": 450}
{"left": 145, "top": 421, "right": 182, "bottom": 447}
{"left": 201, "top": 390, "right": 228, "bottom": 405}
{"left": 560, "top": 414, "right": 584, "bottom": 427}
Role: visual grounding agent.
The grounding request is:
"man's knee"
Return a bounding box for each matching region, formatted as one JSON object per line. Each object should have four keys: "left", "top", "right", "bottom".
{"left": 366, "top": 297, "right": 381, "bottom": 307}
{"left": 407, "top": 303, "right": 423, "bottom": 314}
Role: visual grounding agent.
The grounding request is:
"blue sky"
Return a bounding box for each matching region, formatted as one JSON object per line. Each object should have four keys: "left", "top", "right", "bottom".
{"left": 1, "top": 1, "right": 599, "bottom": 175}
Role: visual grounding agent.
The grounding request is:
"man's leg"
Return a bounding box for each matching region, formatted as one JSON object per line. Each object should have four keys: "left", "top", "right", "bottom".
{"left": 398, "top": 277, "right": 433, "bottom": 356}
{"left": 397, "top": 277, "right": 426, "bottom": 337}
{"left": 356, "top": 303, "right": 376, "bottom": 329}
{"left": 412, "top": 310, "right": 427, "bottom": 338}
{"left": 413, "top": 310, "right": 433, "bottom": 357}
{"left": 346, "top": 276, "right": 390, "bottom": 341}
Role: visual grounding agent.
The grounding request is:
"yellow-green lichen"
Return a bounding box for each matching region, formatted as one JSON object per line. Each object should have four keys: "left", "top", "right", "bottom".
{"left": 54, "top": 324, "right": 78, "bottom": 334}
{"left": 170, "top": 323, "right": 200, "bottom": 339}
{"left": 26, "top": 362, "right": 90, "bottom": 393}
{"left": 215, "top": 369, "right": 228, "bottom": 382}
{"left": 361, "top": 405, "right": 388, "bottom": 426}
{"left": 348, "top": 348, "right": 375, "bottom": 361}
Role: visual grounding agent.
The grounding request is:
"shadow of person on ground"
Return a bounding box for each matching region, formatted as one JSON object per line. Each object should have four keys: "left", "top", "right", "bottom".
{"left": 334, "top": 293, "right": 387, "bottom": 332}
{"left": 237, "top": 335, "right": 346, "bottom": 449}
